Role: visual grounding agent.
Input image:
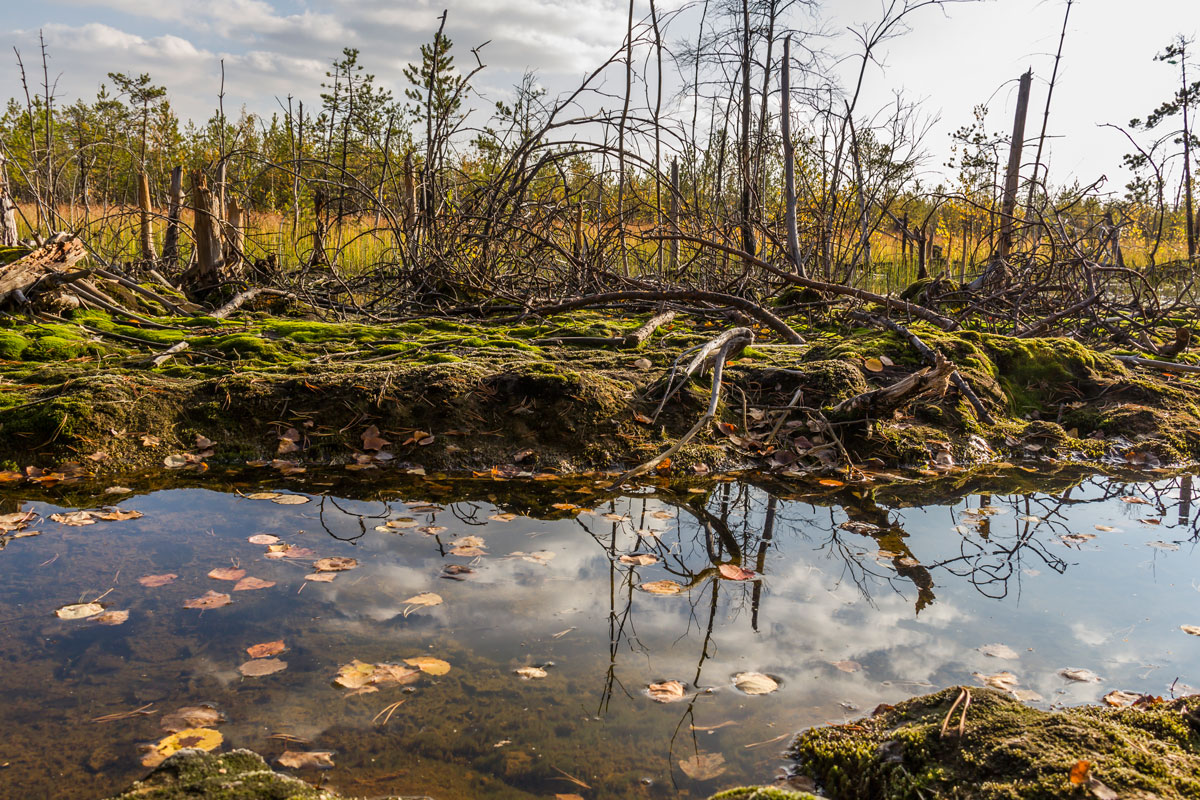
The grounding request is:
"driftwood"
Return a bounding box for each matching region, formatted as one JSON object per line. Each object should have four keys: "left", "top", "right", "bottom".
{"left": 611, "top": 327, "right": 754, "bottom": 487}
{"left": 1115, "top": 355, "right": 1200, "bottom": 375}
{"left": 0, "top": 239, "right": 89, "bottom": 305}
{"left": 851, "top": 312, "right": 996, "bottom": 425}
{"left": 833, "top": 353, "right": 956, "bottom": 418}
{"left": 535, "top": 309, "right": 677, "bottom": 348}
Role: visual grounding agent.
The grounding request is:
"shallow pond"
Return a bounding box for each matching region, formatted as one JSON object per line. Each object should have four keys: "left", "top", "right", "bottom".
{"left": 2, "top": 467, "right": 1199, "bottom": 799}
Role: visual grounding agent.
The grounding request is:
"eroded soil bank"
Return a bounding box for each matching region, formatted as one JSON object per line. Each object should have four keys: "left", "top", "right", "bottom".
{"left": 3, "top": 302, "right": 1200, "bottom": 478}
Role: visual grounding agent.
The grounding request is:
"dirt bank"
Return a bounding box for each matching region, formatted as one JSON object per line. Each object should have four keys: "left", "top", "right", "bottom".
{"left": 3, "top": 303, "right": 1200, "bottom": 478}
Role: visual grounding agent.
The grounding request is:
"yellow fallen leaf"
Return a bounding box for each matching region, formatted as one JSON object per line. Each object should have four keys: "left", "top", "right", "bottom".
{"left": 404, "top": 656, "right": 451, "bottom": 676}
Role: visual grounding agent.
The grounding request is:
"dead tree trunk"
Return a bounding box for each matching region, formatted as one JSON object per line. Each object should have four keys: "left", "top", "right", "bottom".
{"left": 182, "top": 170, "right": 224, "bottom": 291}
{"left": 996, "top": 69, "right": 1033, "bottom": 262}
{"left": 225, "top": 197, "right": 245, "bottom": 269}
{"left": 781, "top": 36, "right": 805, "bottom": 278}
{"left": 669, "top": 158, "right": 680, "bottom": 271}
{"left": 162, "top": 166, "right": 183, "bottom": 268}
{"left": 0, "top": 153, "right": 18, "bottom": 247}
{"left": 311, "top": 189, "right": 328, "bottom": 267}
{"left": 137, "top": 171, "right": 158, "bottom": 262}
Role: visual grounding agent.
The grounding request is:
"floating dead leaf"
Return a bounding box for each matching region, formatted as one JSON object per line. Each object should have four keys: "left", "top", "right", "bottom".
{"left": 650, "top": 510, "right": 674, "bottom": 520}
{"left": 441, "top": 564, "right": 475, "bottom": 580}
{"left": 248, "top": 534, "right": 280, "bottom": 545}
{"left": 733, "top": 672, "right": 779, "bottom": 695}
{"left": 1149, "top": 540, "right": 1180, "bottom": 551}
{"left": 638, "top": 580, "right": 684, "bottom": 595}
{"left": 511, "top": 550, "right": 556, "bottom": 565}
{"left": 184, "top": 591, "right": 232, "bottom": 610}
{"left": 451, "top": 535, "right": 485, "bottom": 548}
{"left": 1183, "top": 625, "right": 1200, "bottom": 637}
{"left": 818, "top": 478, "right": 844, "bottom": 487}
{"left": 247, "top": 640, "right": 286, "bottom": 658}
{"left": 1059, "top": 667, "right": 1102, "bottom": 683}
{"left": 233, "top": 576, "right": 275, "bottom": 591}
{"left": 1059, "top": 533, "right": 1095, "bottom": 546}
{"left": 678, "top": 751, "right": 726, "bottom": 781}
{"left": 404, "top": 656, "right": 451, "bottom": 676}
{"left": 95, "top": 508, "right": 144, "bottom": 521}
{"left": 551, "top": 503, "right": 579, "bottom": 511}
{"left": 362, "top": 425, "right": 390, "bottom": 451}
{"left": 0, "top": 510, "right": 37, "bottom": 530}
{"left": 1094, "top": 524, "right": 1116, "bottom": 532}
{"left": 619, "top": 553, "right": 659, "bottom": 566}
{"left": 514, "top": 666, "right": 547, "bottom": 679}
{"left": 973, "top": 671, "right": 1019, "bottom": 691}
{"left": 334, "top": 659, "right": 419, "bottom": 689}
{"left": 246, "top": 492, "right": 281, "bottom": 500}
{"left": 313, "top": 557, "right": 358, "bottom": 573}
{"left": 403, "top": 592, "right": 443, "bottom": 607}
{"left": 978, "top": 643, "right": 1020, "bottom": 660}
{"left": 1013, "top": 689, "right": 1045, "bottom": 702}
{"left": 1103, "top": 689, "right": 1143, "bottom": 707}
{"left": 276, "top": 750, "right": 335, "bottom": 770}
{"left": 143, "top": 727, "right": 222, "bottom": 767}
{"left": 304, "top": 572, "right": 336, "bottom": 583}
{"left": 382, "top": 518, "right": 419, "bottom": 529}
{"left": 418, "top": 525, "right": 447, "bottom": 536}
{"left": 1120, "top": 496, "right": 1150, "bottom": 505}
{"left": 831, "top": 660, "right": 861, "bottom": 674}
{"left": 239, "top": 658, "right": 287, "bottom": 677}
{"left": 718, "top": 563, "right": 756, "bottom": 581}
{"left": 647, "top": 680, "right": 686, "bottom": 702}
{"left": 50, "top": 511, "right": 96, "bottom": 527}
{"left": 863, "top": 357, "right": 885, "bottom": 373}
{"left": 449, "top": 545, "right": 487, "bottom": 557}
{"left": 56, "top": 602, "right": 104, "bottom": 620}
{"left": 163, "top": 453, "right": 200, "bottom": 469}
{"left": 139, "top": 573, "right": 177, "bottom": 587}
{"left": 271, "top": 494, "right": 310, "bottom": 505}
{"left": 160, "top": 706, "right": 223, "bottom": 733}
{"left": 488, "top": 513, "right": 517, "bottom": 522}
{"left": 94, "top": 610, "right": 129, "bottom": 626}
{"left": 208, "top": 567, "right": 246, "bottom": 581}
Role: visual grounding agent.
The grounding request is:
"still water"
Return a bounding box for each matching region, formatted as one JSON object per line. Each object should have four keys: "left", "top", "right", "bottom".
{"left": 2, "top": 468, "right": 1198, "bottom": 799}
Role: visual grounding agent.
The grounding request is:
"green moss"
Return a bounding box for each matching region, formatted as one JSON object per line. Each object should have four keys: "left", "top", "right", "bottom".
{"left": 419, "top": 353, "right": 462, "bottom": 364}
{"left": 0, "top": 331, "right": 29, "bottom": 360}
{"left": 792, "top": 687, "right": 1200, "bottom": 800}
{"left": 104, "top": 749, "right": 343, "bottom": 800}
{"left": 0, "top": 246, "right": 31, "bottom": 265}
{"left": 708, "top": 787, "right": 819, "bottom": 800}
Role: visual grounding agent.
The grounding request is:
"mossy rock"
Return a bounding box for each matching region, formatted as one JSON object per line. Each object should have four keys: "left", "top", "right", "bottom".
{"left": 102, "top": 748, "right": 405, "bottom": 799}
{"left": 708, "top": 787, "right": 820, "bottom": 800}
{"left": 792, "top": 686, "right": 1200, "bottom": 800}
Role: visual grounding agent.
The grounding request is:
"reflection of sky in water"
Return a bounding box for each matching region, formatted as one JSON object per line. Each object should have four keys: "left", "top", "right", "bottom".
{"left": 2, "top": 473, "right": 1200, "bottom": 798}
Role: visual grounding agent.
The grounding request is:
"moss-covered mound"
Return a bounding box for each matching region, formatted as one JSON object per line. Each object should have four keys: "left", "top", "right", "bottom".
{"left": 104, "top": 748, "right": 350, "bottom": 799}
{"left": 791, "top": 687, "right": 1200, "bottom": 800}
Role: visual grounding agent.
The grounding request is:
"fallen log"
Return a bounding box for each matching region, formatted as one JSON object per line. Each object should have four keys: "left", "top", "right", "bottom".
{"left": 534, "top": 309, "right": 677, "bottom": 348}
{"left": 0, "top": 238, "right": 89, "bottom": 305}
{"left": 832, "top": 353, "right": 956, "bottom": 419}
{"left": 610, "top": 327, "right": 754, "bottom": 488}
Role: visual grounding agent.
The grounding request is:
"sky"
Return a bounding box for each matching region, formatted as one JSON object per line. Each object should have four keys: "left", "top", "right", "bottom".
{"left": 4, "top": 0, "right": 1196, "bottom": 191}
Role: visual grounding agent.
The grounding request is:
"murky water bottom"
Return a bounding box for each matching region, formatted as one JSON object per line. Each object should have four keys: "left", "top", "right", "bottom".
{"left": 2, "top": 468, "right": 1199, "bottom": 799}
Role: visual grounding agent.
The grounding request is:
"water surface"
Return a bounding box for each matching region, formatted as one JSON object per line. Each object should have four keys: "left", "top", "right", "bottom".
{"left": 2, "top": 468, "right": 1198, "bottom": 799}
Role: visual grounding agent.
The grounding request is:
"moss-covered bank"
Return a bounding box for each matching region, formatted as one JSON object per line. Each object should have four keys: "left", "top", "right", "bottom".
{"left": 4, "top": 305, "right": 1200, "bottom": 475}
{"left": 783, "top": 687, "right": 1200, "bottom": 800}
{"left": 102, "top": 748, "right": 401, "bottom": 800}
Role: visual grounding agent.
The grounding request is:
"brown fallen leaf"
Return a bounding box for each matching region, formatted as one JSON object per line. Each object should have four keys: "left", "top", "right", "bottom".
{"left": 1102, "top": 689, "right": 1143, "bottom": 707}
{"left": 313, "top": 557, "right": 358, "bottom": 572}
{"left": 248, "top": 534, "right": 280, "bottom": 545}
{"left": 50, "top": 511, "right": 96, "bottom": 527}
{"left": 362, "top": 425, "right": 390, "bottom": 451}
{"left": 514, "top": 666, "right": 548, "bottom": 679}
{"left": 978, "top": 643, "right": 1020, "bottom": 660}
{"left": 619, "top": 553, "right": 659, "bottom": 566}
{"left": 247, "top": 640, "right": 287, "bottom": 658}
{"left": 139, "top": 573, "right": 178, "bottom": 587}
{"left": 184, "top": 591, "right": 232, "bottom": 610}
{"left": 94, "top": 509, "right": 144, "bottom": 521}
{"left": 863, "top": 357, "right": 885, "bottom": 373}
{"left": 404, "top": 656, "right": 451, "bottom": 676}
{"left": 208, "top": 567, "right": 246, "bottom": 581}
{"left": 639, "top": 580, "right": 684, "bottom": 595}
{"left": 647, "top": 680, "right": 686, "bottom": 703}
{"left": 1059, "top": 667, "right": 1102, "bottom": 683}
{"left": 449, "top": 545, "right": 487, "bottom": 557}
{"left": 718, "top": 563, "right": 756, "bottom": 581}
{"left": 142, "top": 727, "right": 222, "bottom": 767}
{"left": 678, "top": 751, "right": 727, "bottom": 781}
{"left": 304, "top": 572, "right": 336, "bottom": 583}
{"left": 831, "top": 660, "right": 861, "bottom": 674}
{"left": 271, "top": 494, "right": 310, "bottom": 505}
{"left": 1183, "top": 625, "right": 1200, "bottom": 637}
{"left": 403, "top": 592, "right": 443, "bottom": 607}
{"left": 1069, "top": 760, "right": 1091, "bottom": 785}
{"left": 160, "top": 705, "right": 223, "bottom": 733}
{"left": 488, "top": 513, "right": 517, "bottom": 522}
{"left": 233, "top": 576, "right": 275, "bottom": 591}
{"left": 94, "top": 610, "right": 130, "bottom": 626}
{"left": 973, "top": 671, "right": 1020, "bottom": 691}
{"left": 276, "top": 750, "right": 335, "bottom": 769}
{"left": 238, "top": 658, "right": 287, "bottom": 677}
{"left": 733, "top": 672, "right": 779, "bottom": 695}
{"left": 55, "top": 602, "right": 104, "bottom": 620}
